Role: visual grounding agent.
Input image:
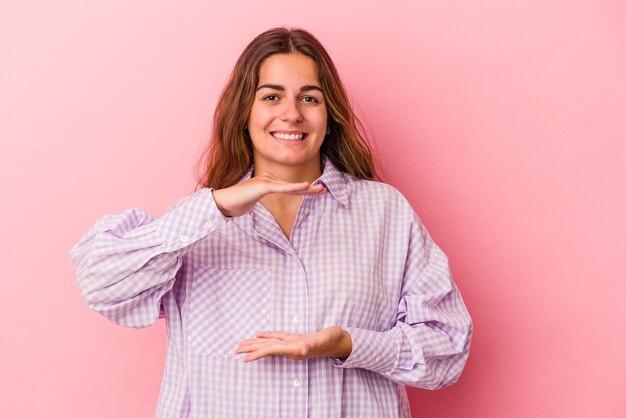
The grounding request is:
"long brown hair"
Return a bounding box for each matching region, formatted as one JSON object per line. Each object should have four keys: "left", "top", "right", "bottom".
{"left": 195, "top": 27, "right": 378, "bottom": 191}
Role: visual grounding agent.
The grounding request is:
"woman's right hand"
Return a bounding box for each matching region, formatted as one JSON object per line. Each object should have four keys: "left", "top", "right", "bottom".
{"left": 211, "top": 173, "right": 326, "bottom": 217}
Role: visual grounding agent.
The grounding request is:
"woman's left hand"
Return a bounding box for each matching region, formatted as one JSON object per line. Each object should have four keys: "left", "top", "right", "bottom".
{"left": 235, "top": 325, "right": 352, "bottom": 363}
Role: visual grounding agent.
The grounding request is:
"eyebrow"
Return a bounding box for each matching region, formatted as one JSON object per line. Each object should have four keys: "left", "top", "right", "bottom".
{"left": 256, "top": 83, "right": 323, "bottom": 94}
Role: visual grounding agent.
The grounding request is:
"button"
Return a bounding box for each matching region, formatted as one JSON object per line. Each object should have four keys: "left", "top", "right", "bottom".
{"left": 204, "top": 219, "right": 214, "bottom": 228}
{"left": 293, "top": 378, "right": 301, "bottom": 387}
{"left": 293, "top": 259, "right": 300, "bottom": 266}
{"left": 292, "top": 315, "right": 300, "bottom": 324}
{"left": 179, "top": 235, "right": 189, "bottom": 243}
{"left": 303, "top": 207, "right": 310, "bottom": 215}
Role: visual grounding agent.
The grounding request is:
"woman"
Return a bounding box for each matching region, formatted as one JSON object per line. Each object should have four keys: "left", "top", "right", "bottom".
{"left": 70, "top": 27, "right": 472, "bottom": 418}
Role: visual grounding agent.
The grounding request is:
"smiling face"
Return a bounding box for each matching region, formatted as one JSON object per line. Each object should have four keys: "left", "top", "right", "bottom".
{"left": 247, "top": 52, "right": 328, "bottom": 179}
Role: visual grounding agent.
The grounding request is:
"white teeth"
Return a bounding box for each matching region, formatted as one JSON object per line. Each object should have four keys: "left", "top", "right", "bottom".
{"left": 272, "top": 132, "right": 305, "bottom": 140}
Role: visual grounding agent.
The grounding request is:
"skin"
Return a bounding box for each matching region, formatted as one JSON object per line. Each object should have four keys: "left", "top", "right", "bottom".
{"left": 235, "top": 325, "right": 352, "bottom": 363}
{"left": 212, "top": 52, "right": 353, "bottom": 363}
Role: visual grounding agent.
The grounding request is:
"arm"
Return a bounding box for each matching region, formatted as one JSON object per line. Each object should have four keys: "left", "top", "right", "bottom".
{"left": 329, "top": 214, "right": 473, "bottom": 390}
{"left": 236, "top": 211, "right": 473, "bottom": 386}
{"left": 69, "top": 188, "right": 227, "bottom": 328}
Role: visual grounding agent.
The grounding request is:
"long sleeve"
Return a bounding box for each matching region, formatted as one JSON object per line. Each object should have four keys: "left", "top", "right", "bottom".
{"left": 69, "top": 187, "right": 227, "bottom": 328}
{"left": 330, "top": 213, "right": 473, "bottom": 390}
{"left": 79, "top": 159, "right": 470, "bottom": 417}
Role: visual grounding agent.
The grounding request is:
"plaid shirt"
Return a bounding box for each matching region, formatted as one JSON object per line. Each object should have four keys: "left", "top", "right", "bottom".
{"left": 70, "top": 156, "right": 472, "bottom": 417}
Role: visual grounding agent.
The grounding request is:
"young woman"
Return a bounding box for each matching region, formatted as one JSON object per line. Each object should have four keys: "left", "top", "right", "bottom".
{"left": 70, "top": 27, "right": 473, "bottom": 418}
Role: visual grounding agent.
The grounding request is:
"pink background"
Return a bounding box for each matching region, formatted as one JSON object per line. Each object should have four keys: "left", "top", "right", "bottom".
{"left": 1, "top": 1, "right": 625, "bottom": 417}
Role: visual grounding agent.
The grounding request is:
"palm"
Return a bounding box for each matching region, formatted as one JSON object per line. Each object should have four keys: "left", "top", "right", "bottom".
{"left": 212, "top": 173, "right": 326, "bottom": 217}
{"left": 235, "top": 325, "right": 350, "bottom": 362}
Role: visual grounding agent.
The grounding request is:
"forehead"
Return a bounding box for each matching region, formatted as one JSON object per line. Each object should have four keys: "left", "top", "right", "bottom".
{"left": 258, "top": 53, "right": 320, "bottom": 85}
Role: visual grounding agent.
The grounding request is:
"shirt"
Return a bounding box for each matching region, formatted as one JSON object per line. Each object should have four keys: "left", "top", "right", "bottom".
{"left": 69, "top": 156, "right": 473, "bottom": 418}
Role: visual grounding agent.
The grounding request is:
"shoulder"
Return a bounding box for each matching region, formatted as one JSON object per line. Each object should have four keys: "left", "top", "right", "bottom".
{"left": 343, "top": 174, "right": 416, "bottom": 219}
{"left": 164, "top": 187, "right": 212, "bottom": 214}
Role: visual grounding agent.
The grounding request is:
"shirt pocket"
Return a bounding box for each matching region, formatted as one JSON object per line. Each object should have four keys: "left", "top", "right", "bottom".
{"left": 187, "top": 267, "right": 271, "bottom": 357}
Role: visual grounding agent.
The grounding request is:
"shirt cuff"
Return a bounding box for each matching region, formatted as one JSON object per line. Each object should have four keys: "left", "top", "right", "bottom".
{"left": 157, "top": 188, "right": 228, "bottom": 252}
{"left": 328, "top": 326, "right": 399, "bottom": 373}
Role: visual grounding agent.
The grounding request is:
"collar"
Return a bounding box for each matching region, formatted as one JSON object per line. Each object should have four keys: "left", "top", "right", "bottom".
{"left": 236, "top": 155, "right": 349, "bottom": 208}
{"left": 228, "top": 156, "right": 349, "bottom": 251}
{"left": 315, "top": 155, "right": 349, "bottom": 208}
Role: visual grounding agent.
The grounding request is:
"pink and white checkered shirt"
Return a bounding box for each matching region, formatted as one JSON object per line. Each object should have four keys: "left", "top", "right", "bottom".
{"left": 70, "top": 156, "right": 472, "bottom": 417}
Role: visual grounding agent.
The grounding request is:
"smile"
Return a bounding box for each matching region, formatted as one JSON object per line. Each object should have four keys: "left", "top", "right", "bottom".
{"left": 271, "top": 132, "right": 307, "bottom": 141}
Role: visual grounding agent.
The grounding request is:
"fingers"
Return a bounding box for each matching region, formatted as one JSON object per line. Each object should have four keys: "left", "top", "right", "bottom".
{"left": 236, "top": 331, "right": 311, "bottom": 362}
{"left": 235, "top": 340, "right": 290, "bottom": 363}
{"left": 256, "top": 331, "right": 290, "bottom": 339}
{"left": 256, "top": 172, "right": 325, "bottom": 194}
{"left": 235, "top": 340, "right": 275, "bottom": 354}
{"left": 235, "top": 333, "right": 286, "bottom": 355}
{"left": 213, "top": 175, "right": 326, "bottom": 218}
{"left": 241, "top": 346, "right": 273, "bottom": 362}
{"left": 266, "top": 181, "right": 326, "bottom": 196}
{"left": 236, "top": 341, "right": 313, "bottom": 362}
{"left": 290, "top": 185, "right": 327, "bottom": 196}
{"left": 237, "top": 337, "right": 280, "bottom": 346}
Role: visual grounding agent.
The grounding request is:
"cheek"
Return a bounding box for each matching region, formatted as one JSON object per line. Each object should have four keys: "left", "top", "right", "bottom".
{"left": 311, "top": 111, "right": 328, "bottom": 131}
{"left": 301, "top": 105, "right": 326, "bottom": 126}
{"left": 249, "top": 106, "right": 274, "bottom": 129}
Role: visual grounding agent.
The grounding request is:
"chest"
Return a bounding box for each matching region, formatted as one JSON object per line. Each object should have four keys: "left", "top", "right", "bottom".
{"left": 182, "top": 207, "right": 408, "bottom": 332}
{"left": 258, "top": 198, "right": 302, "bottom": 241}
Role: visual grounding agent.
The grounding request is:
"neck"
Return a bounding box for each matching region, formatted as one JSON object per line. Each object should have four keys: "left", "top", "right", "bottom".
{"left": 253, "top": 156, "right": 323, "bottom": 184}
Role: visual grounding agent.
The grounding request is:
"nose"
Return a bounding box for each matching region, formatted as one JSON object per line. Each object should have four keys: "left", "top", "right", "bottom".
{"left": 279, "top": 98, "right": 303, "bottom": 123}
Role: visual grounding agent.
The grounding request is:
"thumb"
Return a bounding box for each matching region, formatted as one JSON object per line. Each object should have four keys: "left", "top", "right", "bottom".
{"left": 300, "top": 345, "right": 310, "bottom": 356}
